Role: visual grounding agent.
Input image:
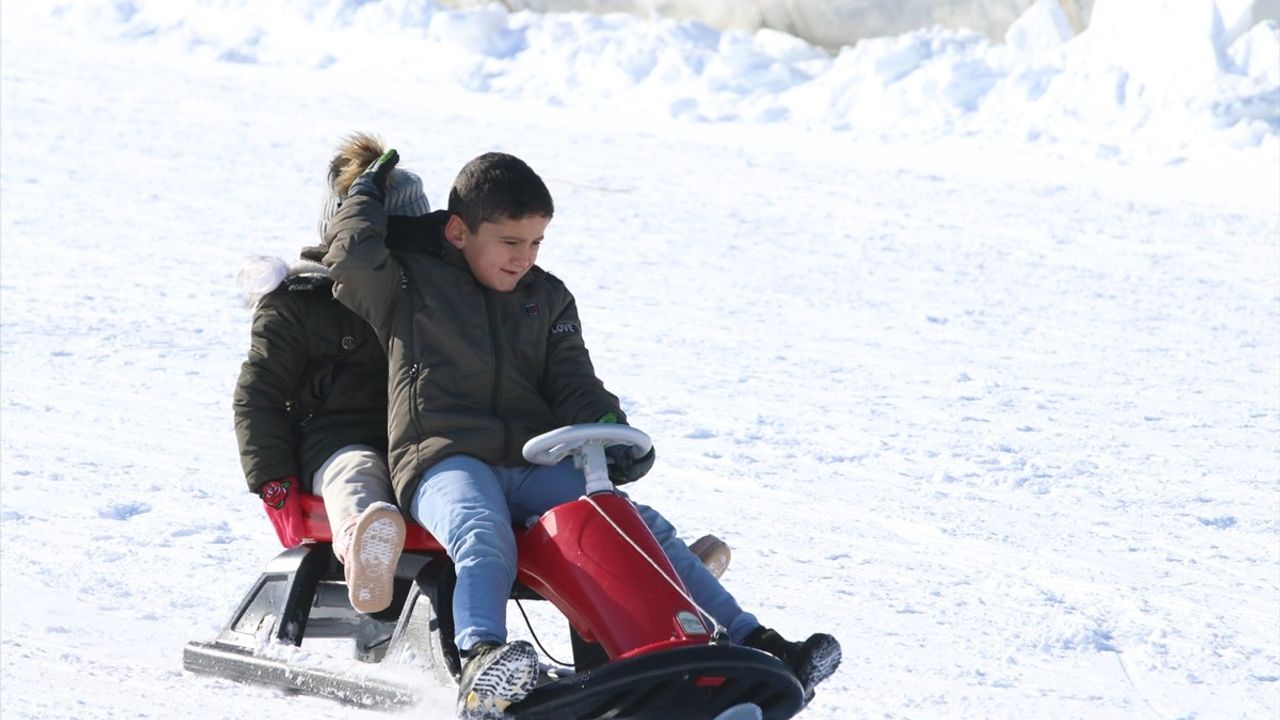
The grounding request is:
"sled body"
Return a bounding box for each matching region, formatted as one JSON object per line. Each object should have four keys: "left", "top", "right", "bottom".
{"left": 186, "top": 469, "right": 806, "bottom": 718}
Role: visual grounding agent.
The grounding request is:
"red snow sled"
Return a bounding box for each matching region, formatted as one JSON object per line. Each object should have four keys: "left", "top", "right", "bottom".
{"left": 184, "top": 425, "right": 806, "bottom": 719}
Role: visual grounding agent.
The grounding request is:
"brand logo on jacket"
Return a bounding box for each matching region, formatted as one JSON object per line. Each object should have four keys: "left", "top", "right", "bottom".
{"left": 551, "top": 322, "right": 579, "bottom": 336}
{"left": 522, "top": 302, "right": 541, "bottom": 317}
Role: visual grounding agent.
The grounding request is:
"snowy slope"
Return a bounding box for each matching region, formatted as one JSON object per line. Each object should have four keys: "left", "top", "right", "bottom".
{"left": 1, "top": 2, "right": 1278, "bottom": 719}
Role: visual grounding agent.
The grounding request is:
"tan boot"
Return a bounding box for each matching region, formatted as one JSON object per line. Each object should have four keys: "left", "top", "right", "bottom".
{"left": 337, "top": 502, "right": 406, "bottom": 614}
{"left": 689, "top": 534, "right": 731, "bottom": 580}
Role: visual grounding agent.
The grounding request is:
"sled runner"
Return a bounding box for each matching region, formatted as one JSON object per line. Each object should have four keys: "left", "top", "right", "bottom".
{"left": 184, "top": 425, "right": 807, "bottom": 719}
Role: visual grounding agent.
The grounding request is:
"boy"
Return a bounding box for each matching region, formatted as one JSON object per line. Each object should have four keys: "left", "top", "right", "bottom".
{"left": 323, "top": 149, "right": 840, "bottom": 718}
{"left": 233, "top": 133, "right": 429, "bottom": 613}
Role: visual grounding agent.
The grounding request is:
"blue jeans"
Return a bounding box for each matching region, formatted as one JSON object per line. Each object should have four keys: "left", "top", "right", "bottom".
{"left": 409, "top": 454, "right": 759, "bottom": 652}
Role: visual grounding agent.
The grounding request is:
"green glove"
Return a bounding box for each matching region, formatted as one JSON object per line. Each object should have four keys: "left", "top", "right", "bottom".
{"left": 346, "top": 148, "right": 399, "bottom": 203}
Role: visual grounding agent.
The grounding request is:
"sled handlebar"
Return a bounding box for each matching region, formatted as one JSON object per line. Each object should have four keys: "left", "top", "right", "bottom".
{"left": 523, "top": 424, "right": 653, "bottom": 495}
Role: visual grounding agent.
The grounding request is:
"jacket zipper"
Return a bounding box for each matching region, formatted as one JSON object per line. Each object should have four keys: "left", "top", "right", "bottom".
{"left": 483, "top": 291, "right": 510, "bottom": 463}
{"left": 408, "top": 363, "right": 427, "bottom": 441}
{"left": 402, "top": 266, "right": 426, "bottom": 446}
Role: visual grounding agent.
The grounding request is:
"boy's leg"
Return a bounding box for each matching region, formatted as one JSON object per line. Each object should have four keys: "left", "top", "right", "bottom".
{"left": 409, "top": 455, "right": 517, "bottom": 653}
{"left": 506, "top": 462, "right": 759, "bottom": 641}
{"left": 630, "top": 502, "right": 760, "bottom": 643}
{"left": 502, "top": 462, "right": 840, "bottom": 695}
{"left": 632, "top": 503, "right": 842, "bottom": 697}
{"left": 505, "top": 458, "right": 586, "bottom": 523}
{"left": 315, "top": 445, "right": 404, "bottom": 613}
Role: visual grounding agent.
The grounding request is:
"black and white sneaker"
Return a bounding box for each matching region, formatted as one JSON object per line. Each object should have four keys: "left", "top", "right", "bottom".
{"left": 456, "top": 640, "right": 540, "bottom": 719}
{"left": 743, "top": 627, "right": 841, "bottom": 703}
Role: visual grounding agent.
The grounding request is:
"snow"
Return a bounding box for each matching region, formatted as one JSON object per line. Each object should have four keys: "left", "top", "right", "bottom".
{"left": 1, "top": 1, "right": 1277, "bottom": 719}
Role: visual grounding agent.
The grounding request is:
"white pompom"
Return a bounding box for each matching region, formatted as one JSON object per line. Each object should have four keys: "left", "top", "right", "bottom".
{"left": 236, "top": 256, "right": 289, "bottom": 308}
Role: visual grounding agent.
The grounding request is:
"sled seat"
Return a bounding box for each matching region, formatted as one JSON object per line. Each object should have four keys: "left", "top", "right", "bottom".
{"left": 297, "top": 492, "right": 444, "bottom": 553}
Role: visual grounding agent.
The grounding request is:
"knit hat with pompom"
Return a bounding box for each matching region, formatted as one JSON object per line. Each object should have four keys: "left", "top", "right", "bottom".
{"left": 317, "top": 132, "right": 430, "bottom": 242}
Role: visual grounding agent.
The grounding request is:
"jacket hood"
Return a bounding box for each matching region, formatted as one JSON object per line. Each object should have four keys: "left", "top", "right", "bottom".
{"left": 236, "top": 212, "right": 464, "bottom": 307}
{"left": 236, "top": 255, "right": 330, "bottom": 308}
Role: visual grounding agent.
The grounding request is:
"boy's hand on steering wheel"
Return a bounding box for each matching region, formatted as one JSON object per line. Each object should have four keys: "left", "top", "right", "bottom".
{"left": 598, "top": 412, "right": 655, "bottom": 484}
{"left": 605, "top": 443, "right": 656, "bottom": 485}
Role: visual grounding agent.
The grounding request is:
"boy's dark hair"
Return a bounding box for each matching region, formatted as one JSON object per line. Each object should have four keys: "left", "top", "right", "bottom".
{"left": 448, "top": 152, "right": 554, "bottom": 232}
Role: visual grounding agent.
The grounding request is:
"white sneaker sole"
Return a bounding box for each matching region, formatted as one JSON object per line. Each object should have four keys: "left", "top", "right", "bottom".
{"left": 346, "top": 503, "right": 406, "bottom": 614}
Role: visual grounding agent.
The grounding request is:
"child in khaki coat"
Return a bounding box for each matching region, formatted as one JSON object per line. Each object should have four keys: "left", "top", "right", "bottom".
{"left": 233, "top": 133, "right": 429, "bottom": 613}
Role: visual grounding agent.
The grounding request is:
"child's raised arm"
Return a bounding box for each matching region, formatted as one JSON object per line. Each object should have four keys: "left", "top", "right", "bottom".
{"left": 322, "top": 150, "right": 402, "bottom": 333}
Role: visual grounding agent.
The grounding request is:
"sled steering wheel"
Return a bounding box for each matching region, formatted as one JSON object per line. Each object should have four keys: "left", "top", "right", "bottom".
{"left": 523, "top": 423, "right": 652, "bottom": 495}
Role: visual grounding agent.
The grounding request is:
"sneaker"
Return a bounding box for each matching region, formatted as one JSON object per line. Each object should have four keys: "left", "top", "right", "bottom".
{"left": 689, "top": 534, "right": 731, "bottom": 580}
{"left": 743, "top": 626, "right": 841, "bottom": 700}
{"left": 456, "top": 640, "right": 540, "bottom": 720}
{"left": 343, "top": 502, "right": 406, "bottom": 614}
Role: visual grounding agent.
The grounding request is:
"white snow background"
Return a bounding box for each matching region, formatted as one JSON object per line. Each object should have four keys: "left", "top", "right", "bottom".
{"left": 1, "top": 0, "right": 1278, "bottom": 718}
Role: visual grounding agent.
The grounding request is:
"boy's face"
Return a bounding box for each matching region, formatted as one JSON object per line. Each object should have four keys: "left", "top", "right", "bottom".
{"left": 444, "top": 213, "right": 550, "bottom": 292}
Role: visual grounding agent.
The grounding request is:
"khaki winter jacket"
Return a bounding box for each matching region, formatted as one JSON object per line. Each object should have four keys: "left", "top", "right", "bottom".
{"left": 323, "top": 201, "right": 624, "bottom": 508}
{"left": 232, "top": 256, "right": 387, "bottom": 494}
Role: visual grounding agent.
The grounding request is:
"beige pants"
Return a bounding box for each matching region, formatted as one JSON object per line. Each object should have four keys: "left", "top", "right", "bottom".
{"left": 314, "top": 444, "right": 396, "bottom": 532}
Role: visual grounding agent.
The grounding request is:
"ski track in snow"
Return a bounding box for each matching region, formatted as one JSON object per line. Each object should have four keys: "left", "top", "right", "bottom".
{"left": 2, "top": 8, "right": 1278, "bottom": 720}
